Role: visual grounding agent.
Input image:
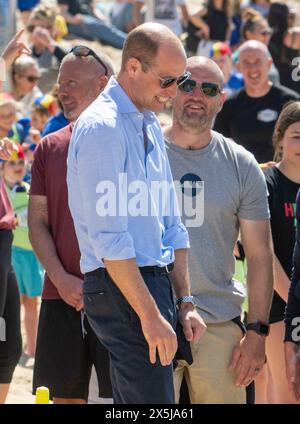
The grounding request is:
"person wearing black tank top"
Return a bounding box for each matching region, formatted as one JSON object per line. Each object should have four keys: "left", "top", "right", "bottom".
{"left": 254, "top": 101, "right": 300, "bottom": 403}
{"left": 268, "top": 2, "right": 300, "bottom": 94}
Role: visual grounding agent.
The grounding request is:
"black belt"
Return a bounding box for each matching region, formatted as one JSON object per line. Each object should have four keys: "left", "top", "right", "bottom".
{"left": 85, "top": 263, "right": 174, "bottom": 278}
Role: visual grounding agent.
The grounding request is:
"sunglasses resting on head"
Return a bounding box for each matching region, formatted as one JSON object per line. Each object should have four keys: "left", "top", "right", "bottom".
{"left": 69, "top": 45, "right": 108, "bottom": 76}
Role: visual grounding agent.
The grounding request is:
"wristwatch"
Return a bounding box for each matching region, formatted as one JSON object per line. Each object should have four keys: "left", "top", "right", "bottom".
{"left": 176, "top": 296, "right": 195, "bottom": 307}
{"left": 246, "top": 322, "right": 270, "bottom": 336}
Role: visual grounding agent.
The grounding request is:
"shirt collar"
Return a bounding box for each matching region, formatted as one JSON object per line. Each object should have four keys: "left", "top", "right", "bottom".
{"left": 104, "top": 76, "right": 156, "bottom": 123}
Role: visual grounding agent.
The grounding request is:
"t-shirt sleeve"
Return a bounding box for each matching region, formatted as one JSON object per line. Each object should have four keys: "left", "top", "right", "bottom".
{"left": 213, "top": 99, "right": 233, "bottom": 137}
{"left": 237, "top": 151, "right": 270, "bottom": 221}
{"left": 29, "top": 139, "right": 47, "bottom": 196}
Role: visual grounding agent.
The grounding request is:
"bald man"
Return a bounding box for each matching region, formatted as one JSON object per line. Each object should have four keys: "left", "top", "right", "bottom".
{"left": 67, "top": 23, "right": 206, "bottom": 404}
{"left": 28, "top": 48, "right": 115, "bottom": 404}
{"left": 164, "top": 56, "right": 273, "bottom": 403}
{"left": 214, "top": 40, "right": 299, "bottom": 164}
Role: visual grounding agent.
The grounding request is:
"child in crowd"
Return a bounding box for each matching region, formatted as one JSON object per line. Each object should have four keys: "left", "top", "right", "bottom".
{"left": 0, "top": 94, "right": 26, "bottom": 144}
{"left": 1, "top": 144, "right": 43, "bottom": 358}
{"left": 255, "top": 101, "right": 300, "bottom": 404}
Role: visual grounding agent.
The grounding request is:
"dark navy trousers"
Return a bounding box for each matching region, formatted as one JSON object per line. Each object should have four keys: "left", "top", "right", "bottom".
{"left": 83, "top": 267, "right": 177, "bottom": 404}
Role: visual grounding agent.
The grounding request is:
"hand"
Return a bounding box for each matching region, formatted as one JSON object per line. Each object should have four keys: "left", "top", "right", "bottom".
{"left": 29, "top": 128, "right": 42, "bottom": 144}
{"left": 72, "top": 14, "right": 85, "bottom": 25}
{"left": 54, "top": 272, "right": 84, "bottom": 311}
{"left": 1, "top": 29, "right": 31, "bottom": 68}
{"left": 229, "top": 331, "right": 266, "bottom": 387}
{"left": 285, "top": 341, "right": 300, "bottom": 401}
{"left": 31, "top": 27, "right": 54, "bottom": 50}
{"left": 259, "top": 161, "right": 277, "bottom": 172}
{"left": 178, "top": 303, "right": 206, "bottom": 343}
{"left": 0, "top": 137, "right": 18, "bottom": 160}
{"left": 141, "top": 313, "right": 177, "bottom": 366}
{"left": 200, "top": 23, "right": 210, "bottom": 39}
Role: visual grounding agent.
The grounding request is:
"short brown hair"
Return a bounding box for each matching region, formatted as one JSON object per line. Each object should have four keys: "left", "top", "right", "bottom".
{"left": 273, "top": 101, "right": 300, "bottom": 162}
{"left": 121, "top": 26, "right": 161, "bottom": 71}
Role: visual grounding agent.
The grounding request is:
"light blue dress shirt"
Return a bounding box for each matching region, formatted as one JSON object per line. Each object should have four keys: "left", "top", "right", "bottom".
{"left": 67, "top": 76, "right": 189, "bottom": 273}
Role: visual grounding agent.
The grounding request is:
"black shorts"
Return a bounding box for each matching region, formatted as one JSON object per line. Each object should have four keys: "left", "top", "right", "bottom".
{"left": 33, "top": 299, "right": 112, "bottom": 400}
{"left": 0, "top": 230, "right": 22, "bottom": 384}
{"left": 269, "top": 290, "right": 286, "bottom": 324}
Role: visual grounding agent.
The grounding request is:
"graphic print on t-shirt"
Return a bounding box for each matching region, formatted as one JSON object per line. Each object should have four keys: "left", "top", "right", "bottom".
{"left": 178, "top": 173, "right": 204, "bottom": 228}
{"left": 283, "top": 201, "right": 297, "bottom": 227}
{"left": 154, "top": 0, "right": 176, "bottom": 20}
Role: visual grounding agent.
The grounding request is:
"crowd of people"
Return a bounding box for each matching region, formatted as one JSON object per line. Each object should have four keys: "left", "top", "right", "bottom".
{"left": 0, "top": 0, "right": 300, "bottom": 405}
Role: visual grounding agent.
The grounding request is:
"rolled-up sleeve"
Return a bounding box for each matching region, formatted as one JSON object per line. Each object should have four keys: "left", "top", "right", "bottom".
{"left": 68, "top": 118, "right": 136, "bottom": 262}
{"left": 162, "top": 151, "right": 190, "bottom": 251}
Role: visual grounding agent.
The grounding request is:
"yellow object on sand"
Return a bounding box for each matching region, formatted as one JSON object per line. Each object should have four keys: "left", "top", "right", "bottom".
{"left": 35, "top": 386, "right": 50, "bottom": 404}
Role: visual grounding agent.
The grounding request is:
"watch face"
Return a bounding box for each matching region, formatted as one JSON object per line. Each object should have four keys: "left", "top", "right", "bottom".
{"left": 260, "top": 324, "right": 270, "bottom": 335}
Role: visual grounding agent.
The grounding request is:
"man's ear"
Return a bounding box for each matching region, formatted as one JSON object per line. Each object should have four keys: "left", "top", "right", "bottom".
{"left": 126, "top": 57, "right": 142, "bottom": 78}
{"left": 217, "top": 90, "right": 227, "bottom": 112}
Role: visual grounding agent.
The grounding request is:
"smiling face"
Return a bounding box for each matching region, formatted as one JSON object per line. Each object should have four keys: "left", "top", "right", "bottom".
{"left": 129, "top": 44, "right": 187, "bottom": 113}
{"left": 279, "top": 122, "right": 300, "bottom": 164}
{"left": 0, "top": 103, "right": 17, "bottom": 133}
{"left": 14, "top": 64, "right": 40, "bottom": 97}
{"left": 172, "top": 59, "right": 226, "bottom": 134}
{"left": 57, "top": 56, "right": 107, "bottom": 121}
{"left": 2, "top": 158, "right": 26, "bottom": 186}
{"left": 237, "top": 47, "right": 271, "bottom": 92}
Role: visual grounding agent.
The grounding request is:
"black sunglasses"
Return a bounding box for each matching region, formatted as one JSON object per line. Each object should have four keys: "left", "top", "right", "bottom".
{"left": 22, "top": 75, "right": 40, "bottom": 83}
{"left": 179, "top": 79, "right": 222, "bottom": 97}
{"left": 155, "top": 71, "right": 191, "bottom": 89}
{"left": 69, "top": 45, "right": 108, "bottom": 76}
{"left": 27, "top": 24, "right": 52, "bottom": 33}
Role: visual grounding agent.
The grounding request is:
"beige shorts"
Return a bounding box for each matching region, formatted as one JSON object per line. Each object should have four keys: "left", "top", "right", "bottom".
{"left": 174, "top": 320, "right": 247, "bottom": 404}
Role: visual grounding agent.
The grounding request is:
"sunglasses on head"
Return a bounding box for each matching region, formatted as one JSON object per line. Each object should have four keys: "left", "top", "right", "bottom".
{"left": 179, "top": 79, "right": 222, "bottom": 97}
{"left": 260, "top": 29, "right": 273, "bottom": 36}
{"left": 69, "top": 45, "right": 108, "bottom": 76}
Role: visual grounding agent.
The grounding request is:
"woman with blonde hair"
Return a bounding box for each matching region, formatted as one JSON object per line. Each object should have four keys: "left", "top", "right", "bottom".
{"left": 10, "top": 55, "right": 42, "bottom": 117}
{"left": 256, "top": 101, "right": 300, "bottom": 403}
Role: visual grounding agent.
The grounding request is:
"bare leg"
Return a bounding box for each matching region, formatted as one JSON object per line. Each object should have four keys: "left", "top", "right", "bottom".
{"left": 254, "top": 361, "right": 273, "bottom": 403}
{"left": 22, "top": 295, "right": 39, "bottom": 357}
{"left": 266, "top": 321, "right": 300, "bottom": 404}
{"left": 0, "top": 384, "right": 10, "bottom": 404}
{"left": 53, "top": 398, "right": 86, "bottom": 404}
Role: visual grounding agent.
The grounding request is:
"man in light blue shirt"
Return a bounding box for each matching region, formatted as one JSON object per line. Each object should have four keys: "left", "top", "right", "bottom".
{"left": 67, "top": 23, "right": 206, "bottom": 404}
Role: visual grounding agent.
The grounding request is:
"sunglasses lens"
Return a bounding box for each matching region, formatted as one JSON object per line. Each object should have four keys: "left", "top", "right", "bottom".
{"left": 177, "top": 72, "right": 191, "bottom": 87}
{"left": 179, "top": 79, "right": 196, "bottom": 93}
{"left": 27, "top": 25, "right": 34, "bottom": 32}
{"left": 161, "top": 78, "right": 176, "bottom": 89}
{"left": 202, "top": 83, "right": 219, "bottom": 96}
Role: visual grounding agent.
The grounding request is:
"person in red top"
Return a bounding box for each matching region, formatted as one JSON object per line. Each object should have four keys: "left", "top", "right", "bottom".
{"left": 28, "top": 46, "right": 115, "bottom": 404}
{"left": 0, "top": 30, "right": 31, "bottom": 404}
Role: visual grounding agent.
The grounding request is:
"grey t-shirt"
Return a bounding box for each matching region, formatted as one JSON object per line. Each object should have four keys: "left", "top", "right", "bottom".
{"left": 166, "top": 131, "right": 270, "bottom": 323}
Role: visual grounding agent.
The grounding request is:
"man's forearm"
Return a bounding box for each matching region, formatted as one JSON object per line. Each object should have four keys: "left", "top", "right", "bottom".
{"left": 246, "top": 253, "right": 273, "bottom": 323}
{"left": 169, "top": 248, "right": 191, "bottom": 299}
{"left": 104, "top": 258, "right": 161, "bottom": 321}
{"left": 28, "top": 220, "right": 66, "bottom": 287}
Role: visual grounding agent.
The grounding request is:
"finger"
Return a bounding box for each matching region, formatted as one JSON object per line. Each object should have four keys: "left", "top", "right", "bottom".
{"left": 192, "top": 321, "right": 207, "bottom": 343}
{"left": 20, "top": 45, "right": 32, "bottom": 55}
{"left": 229, "top": 344, "right": 241, "bottom": 370}
{"left": 239, "top": 367, "right": 259, "bottom": 387}
{"left": 183, "top": 319, "right": 193, "bottom": 342}
{"left": 148, "top": 343, "right": 157, "bottom": 364}
{"left": 236, "top": 364, "right": 251, "bottom": 387}
{"left": 12, "top": 29, "right": 25, "bottom": 42}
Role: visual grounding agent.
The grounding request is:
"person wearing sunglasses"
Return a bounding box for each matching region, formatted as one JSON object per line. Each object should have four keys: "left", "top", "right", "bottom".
{"left": 67, "top": 23, "right": 206, "bottom": 404}
{"left": 163, "top": 55, "right": 273, "bottom": 404}
{"left": 26, "top": 4, "right": 68, "bottom": 94}
{"left": 10, "top": 55, "right": 42, "bottom": 118}
{"left": 28, "top": 47, "right": 115, "bottom": 405}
